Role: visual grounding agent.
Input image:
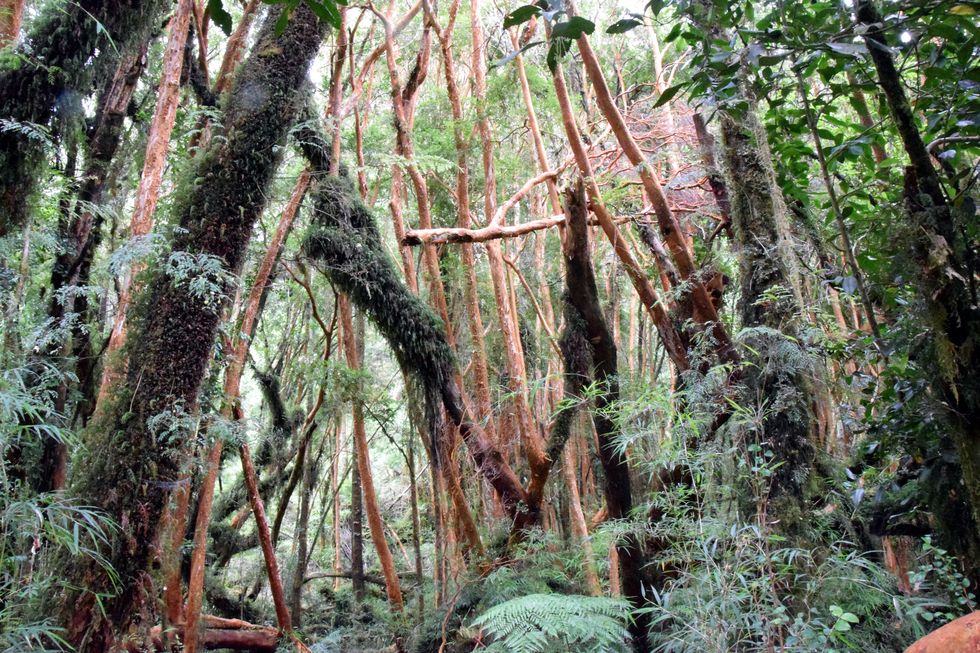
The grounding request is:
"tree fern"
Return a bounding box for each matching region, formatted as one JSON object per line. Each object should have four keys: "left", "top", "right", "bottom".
{"left": 470, "top": 593, "right": 632, "bottom": 653}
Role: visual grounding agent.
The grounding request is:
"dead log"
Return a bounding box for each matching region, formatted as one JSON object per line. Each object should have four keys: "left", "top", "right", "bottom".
{"left": 140, "top": 617, "right": 281, "bottom": 652}
{"left": 904, "top": 611, "right": 980, "bottom": 653}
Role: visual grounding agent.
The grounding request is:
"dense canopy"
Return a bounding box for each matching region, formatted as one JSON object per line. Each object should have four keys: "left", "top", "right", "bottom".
{"left": 0, "top": 0, "right": 977, "bottom": 651}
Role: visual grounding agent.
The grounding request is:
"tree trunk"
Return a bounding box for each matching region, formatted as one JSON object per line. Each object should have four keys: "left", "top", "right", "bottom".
{"left": 0, "top": 0, "right": 166, "bottom": 236}
{"left": 239, "top": 441, "right": 294, "bottom": 633}
{"left": 710, "top": 89, "right": 820, "bottom": 530}
{"left": 562, "top": 181, "right": 649, "bottom": 651}
{"left": 857, "top": 0, "right": 980, "bottom": 546}
{"left": 563, "top": 444, "right": 601, "bottom": 596}
{"left": 290, "top": 439, "right": 316, "bottom": 627}
{"left": 350, "top": 418, "right": 366, "bottom": 603}
{"left": 340, "top": 295, "right": 404, "bottom": 610}
{"left": 0, "top": 0, "right": 23, "bottom": 46}
{"left": 96, "top": 0, "right": 194, "bottom": 404}
{"left": 407, "top": 425, "right": 425, "bottom": 619}
{"left": 49, "top": 9, "right": 327, "bottom": 649}
{"left": 471, "top": 0, "right": 541, "bottom": 464}
{"left": 330, "top": 421, "right": 344, "bottom": 591}
{"left": 430, "top": 0, "right": 498, "bottom": 450}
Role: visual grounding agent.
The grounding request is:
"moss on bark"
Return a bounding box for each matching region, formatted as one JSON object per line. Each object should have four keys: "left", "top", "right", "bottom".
{"left": 718, "top": 94, "right": 819, "bottom": 534}
{"left": 47, "top": 8, "right": 328, "bottom": 650}
{"left": 302, "top": 168, "right": 528, "bottom": 520}
{"left": 0, "top": 0, "right": 167, "bottom": 235}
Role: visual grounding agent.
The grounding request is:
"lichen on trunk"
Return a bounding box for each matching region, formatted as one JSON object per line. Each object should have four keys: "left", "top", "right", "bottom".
{"left": 716, "top": 84, "right": 820, "bottom": 533}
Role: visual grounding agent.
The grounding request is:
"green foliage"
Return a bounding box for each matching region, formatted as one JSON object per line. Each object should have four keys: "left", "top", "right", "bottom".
{"left": 471, "top": 593, "right": 631, "bottom": 653}
{"left": 616, "top": 354, "right": 934, "bottom": 652}
{"left": 0, "top": 0, "right": 170, "bottom": 234}
{"left": 642, "top": 516, "right": 927, "bottom": 652}
{"left": 164, "top": 250, "right": 237, "bottom": 310}
{"left": 0, "top": 369, "right": 117, "bottom": 653}
{"left": 0, "top": 492, "right": 118, "bottom": 652}
{"left": 498, "top": 0, "right": 596, "bottom": 72}
{"left": 908, "top": 536, "right": 977, "bottom": 625}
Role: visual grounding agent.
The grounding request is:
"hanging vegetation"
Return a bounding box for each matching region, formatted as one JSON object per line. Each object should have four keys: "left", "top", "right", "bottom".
{"left": 0, "top": 0, "right": 976, "bottom": 651}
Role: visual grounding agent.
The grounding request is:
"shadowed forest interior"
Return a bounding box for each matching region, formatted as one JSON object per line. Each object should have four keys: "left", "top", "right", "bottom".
{"left": 0, "top": 0, "right": 978, "bottom": 651}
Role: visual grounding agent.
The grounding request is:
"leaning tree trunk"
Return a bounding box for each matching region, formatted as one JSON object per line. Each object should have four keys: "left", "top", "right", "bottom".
{"left": 47, "top": 8, "right": 327, "bottom": 650}
{"left": 0, "top": 0, "right": 167, "bottom": 237}
{"left": 96, "top": 0, "right": 194, "bottom": 403}
{"left": 301, "top": 172, "right": 529, "bottom": 522}
{"left": 561, "top": 182, "right": 649, "bottom": 652}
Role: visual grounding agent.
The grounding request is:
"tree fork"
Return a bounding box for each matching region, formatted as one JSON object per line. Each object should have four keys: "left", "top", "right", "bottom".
{"left": 567, "top": 16, "right": 737, "bottom": 365}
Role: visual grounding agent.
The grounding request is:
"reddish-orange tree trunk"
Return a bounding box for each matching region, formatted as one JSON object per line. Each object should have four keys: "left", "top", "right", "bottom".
{"left": 339, "top": 295, "right": 405, "bottom": 610}
{"left": 184, "top": 173, "right": 310, "bottom": 653}
{"left": 471, "top": 0, "right": 544, "bottom": 477}
{"left": 96, "top": 0, "right": 194, "bottom": 405}
{"left": 547, "top": 50, "right": 689, "bottom": 371}
{"left": 0, "top": 0, "right": 23, "bottom": 46}
{"left": 377, "top": 7, "right": 484, "bottom": 557}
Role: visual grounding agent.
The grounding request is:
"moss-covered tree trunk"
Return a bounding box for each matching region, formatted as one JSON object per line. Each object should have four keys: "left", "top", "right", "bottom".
{"left": 49, "top": 8, "right": 327, "bottom": 650}
{"left": 35, "top": 45, "right": 149, "bottom": 492}
{"left": 857, "top": 0, "right": 980, "bottom": 545}
{"left": 302, "top": 172, "right": 529, "bottom": 523}
{"left": 678, "top": 0, "right": 818, "bottom": 531}
{"left": 0, "top": 0, "right": 166, "bottom": 236}
{"left": 677, "top": 1, "right": 823, "bottom": 540}
{"left": 716, "top": 97, "right": 822, "bottom": 532}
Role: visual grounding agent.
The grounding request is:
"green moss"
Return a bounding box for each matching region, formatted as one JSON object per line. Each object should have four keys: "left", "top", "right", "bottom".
{"left": 0, "top": 0, "right": 169, "bottom": 235}
{"left": 303, "top": 174, "right": 456, "bottom": 437}
{"left": 49, "top": 7, "right": 329, "bottom": 649}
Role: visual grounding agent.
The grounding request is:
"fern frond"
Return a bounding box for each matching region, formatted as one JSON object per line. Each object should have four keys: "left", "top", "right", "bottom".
{"left": 471, "top": 593, "right": 632, "bottom": 653}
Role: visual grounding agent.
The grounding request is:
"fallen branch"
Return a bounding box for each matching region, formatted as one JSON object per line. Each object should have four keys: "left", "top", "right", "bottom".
{"left": 142, "top": 616, "right": 284, "bottom": 652}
